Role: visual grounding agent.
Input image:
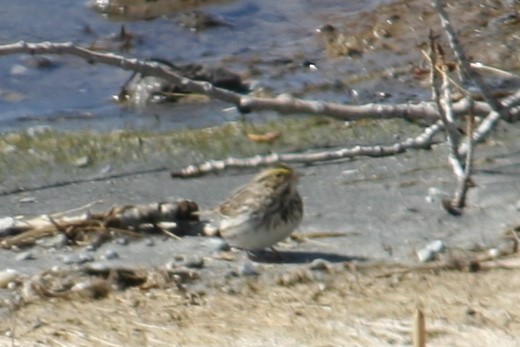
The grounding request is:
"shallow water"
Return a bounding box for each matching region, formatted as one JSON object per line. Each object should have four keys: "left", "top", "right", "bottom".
{"left": 1, "top": 0, "right": 517, "bottom": 133}
{"left": 0, "top": 0, "right": 384, "bottom": 132}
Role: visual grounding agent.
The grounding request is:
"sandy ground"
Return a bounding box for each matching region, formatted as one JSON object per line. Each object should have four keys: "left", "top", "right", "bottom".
{"left": 2, "top": 260, "right": 520, "bottom": 347}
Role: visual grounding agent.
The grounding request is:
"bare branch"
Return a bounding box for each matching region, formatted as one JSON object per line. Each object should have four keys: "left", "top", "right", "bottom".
{"left": 428, "top": 31, "right": 477, "bottom": 214}
{"left": 470, "top": 62, "right": 520, "bottom": 81}
{"left": 429, "top": 34, "right": 464, "bottom": 176}
{"left": 0, "top": 41, "right": 486, "bottom": 124}
{"left": 171, "top": 121, "right": 444, "bottom": 178}
{"left": 440, "top": 65, "right": 464, "bottom": 178}
{"left": 432, "top": 0, "right": 511, "bottom": 121}
{"left": 459, "top": 90, "right": 520, "bottom": 155}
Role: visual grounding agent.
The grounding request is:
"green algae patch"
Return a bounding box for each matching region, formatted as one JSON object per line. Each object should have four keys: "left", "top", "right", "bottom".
{"left": 0, "top": 116, "right": 420, "bottom": 188}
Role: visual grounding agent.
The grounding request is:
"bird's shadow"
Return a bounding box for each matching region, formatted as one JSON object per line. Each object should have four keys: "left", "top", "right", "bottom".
{"left": 248, "top": 250, "right": 367, "bottom": 264}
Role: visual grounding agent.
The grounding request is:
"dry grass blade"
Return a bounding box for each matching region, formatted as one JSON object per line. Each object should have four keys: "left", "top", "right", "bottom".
{"left": 413, "top": 307, "right": 426, "bottom": 347}
{"left": 291, "top": 231, "right": 360, "bottom": 241}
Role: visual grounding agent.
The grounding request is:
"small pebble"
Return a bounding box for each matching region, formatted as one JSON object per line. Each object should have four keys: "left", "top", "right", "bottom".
{"left": 31, "top": 318, "right": 43, "bottom": 330}
{"left": 164, "top": 260, "right": 177, "bottom": 270}
{"left": 184, "top": 256, "right": 204, "bottom": 269}
{"left": 78, "top": 253, "right": 94, "bottom": 264}
{"left": 85, "top": 244, "right": 97, "bottom": 252}
{"left": 61, "top": 255, "right": 77, "bottom": 265}
{"left": 239, "top": 262, "right": 260, "bottom": 277}
{"left": 103, "top": 249, "right": 119, "bottom": 260}
{"left": 144, "top": 238, "right": 155, "bottom": 247}
{"left": 0, "top": 217, "right": 16, "bottom": 232}
{"left": 465, "top": 307, "right": 477, "bottom": 316}
{"left": 426, "top": 240, "right": 446, "bottom": 253}
{"left": 115, "top": 237, "right": 129, "bottom": 246}
{"left": 225, "top": 270, "right": 239, "bottom": 278}
{"left": 488, "top": 248, "right": 500, "bottom": 258}
{"left": 416, "top": 240, "right": 447, "bottom": 262}
{"left": 174, "top": 255, "right": 185, "bottom": 262}
{"left": 73, "top": 156, "right": 91, "bottom": 168}
{"left": 36, "top": 234, "right": 68, "bottom": 249}
{"left": 98, "top": 164, "right": 112, "bottom": 175}
{"left": 416, "top": 247, "right": 435, "bottom": 263}
{"left": 425, "top": 187, "right": 448, "bottom": 203}
{"left": 203, "top": 237, "right": 230, "bottom": 251}
{"left": 0, "top": 269, "right": 20, "bottom": 288}
{"left": 62, "top": 253, "right": 94, "bottom": 265}
{"left": 15, "top": 251, "right": 36, "bottom": 261}
{"left": 202, "top": 224, "right": 219, "bottom": 237}
{"left": 309, "top": 258, "right": 330, "bottom": 271}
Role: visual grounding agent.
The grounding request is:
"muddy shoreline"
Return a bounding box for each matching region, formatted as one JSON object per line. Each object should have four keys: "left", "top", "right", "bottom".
{"left": 0, "top": 0, "right": 519, "bottom": 305}
{"left": 0, "top": 0, "right": 518, "bottom": 290}
{"left": 0, "top": 0, "right": 519, "bottom": 345}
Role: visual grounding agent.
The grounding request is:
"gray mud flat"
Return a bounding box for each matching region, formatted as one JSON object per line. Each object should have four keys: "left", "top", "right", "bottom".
{"left": 1, "top": 122, "right": 519, "bottom": 280}
{"left": 1, "top": 125, "right": 520, "bottom": 347}
{"left": 0, "top": 0, "right": 519, "bottom": 318}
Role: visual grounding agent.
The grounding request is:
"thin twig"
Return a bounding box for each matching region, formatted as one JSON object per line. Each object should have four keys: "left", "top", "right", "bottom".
{"left": 437, "top": 61, "right": 473, "bottom": 213}
{"left": 459, "top": 90, "right": 520, "bottom": 155}
{"left": 160, "top": 228, "right": 182, "bottom": 240}
{"left": 451, "top": 104, "right": 475, "bottom": 209}
{"left": 470, "top": 62, "right": 520, "bottom": 80}
{"left": 171, "top": 120, "right": 444, "bottom": 177}
{"left": 432, "top": 0, "right": 510, "bottom": 122}
{"left": 429, "top": 25, "right": 477, "bottom": 213}
{"left": 50, "top": 200, "right": 104, "bottom": 218}
{"left": 435, "top": 43, "right": 464, "bottom": 176}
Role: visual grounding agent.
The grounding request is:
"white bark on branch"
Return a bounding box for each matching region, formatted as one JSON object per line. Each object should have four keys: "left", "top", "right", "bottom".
{"left": 439, "top": 66, "right": 464, "bottom": 178}
{"left": 432, "top": 0, "right": 511, "bottom": 122}
{"left": 170, "top": 121, "right": 444, "bottom": 177}
{"left": 459, "top": 90, "right": 520, "bottom": 155}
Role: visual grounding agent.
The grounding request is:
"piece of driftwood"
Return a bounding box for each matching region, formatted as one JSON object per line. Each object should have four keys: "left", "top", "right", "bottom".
{"left": 0, "top": 200, "right": 200, "bottom": 249}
